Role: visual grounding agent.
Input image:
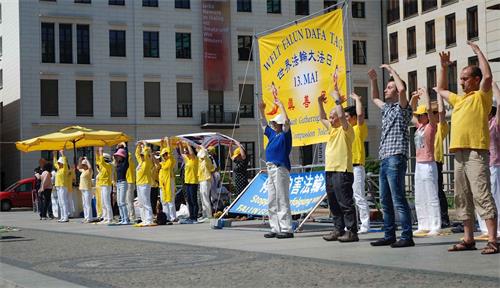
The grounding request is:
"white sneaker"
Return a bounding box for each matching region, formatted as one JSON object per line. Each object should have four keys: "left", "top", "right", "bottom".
{"left": 427, "top": 230, "right": 440, "bottom": 236}
{"left": 358, "top": 228, "right": 369, "bottom": 234}
{"left": 197, "top": 217, "right": 208, "bottom": 223}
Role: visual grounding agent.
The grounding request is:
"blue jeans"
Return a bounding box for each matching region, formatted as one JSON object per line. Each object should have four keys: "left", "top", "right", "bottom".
{"left": 379, "top": 155, "right": 413, "bottom": 240}
{"left": 116, "top": 181, "right": 129, "bottom": 222}
{"left": 185, "top": 184, "right": 199, "bottom": 221}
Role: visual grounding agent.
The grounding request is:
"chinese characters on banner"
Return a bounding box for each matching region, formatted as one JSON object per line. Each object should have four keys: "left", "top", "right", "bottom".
{"left": 257, "top": 9, "right": 346, "bottom": 146}
{"left": 202, "top": 0, "right": 232, "bottom": 90}
{"left": 229, "top": 171, "right": 326, "bottom": 216}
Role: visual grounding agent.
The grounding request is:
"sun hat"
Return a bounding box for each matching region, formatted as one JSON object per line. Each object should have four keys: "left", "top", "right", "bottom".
{"left": 270, "top": 113, "right": 285, "bottom": 124}
{"left": 413, "top": 105, "right": 428, "bottom": 115}
{"left": 113, "top": 148, "right": 127, "bottom": 159}
{"left": 231, "top": 147, "right": 241, "bottom": 160}
{"left": 57, "top": 157, "right": 64, "bottom": 164}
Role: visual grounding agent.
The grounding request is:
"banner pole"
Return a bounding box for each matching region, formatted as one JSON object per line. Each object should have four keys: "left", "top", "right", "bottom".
{"left": 344, "top": 0, "right": 353, "bottom": 97}
{"left": 295, "top": 193, "right": 328, "bottom": 232}
{"left": 217, "top": 171, "right": 263, "bottom": 221}
{"left": 255, "top": 0, "right": 347, "bottom": 38}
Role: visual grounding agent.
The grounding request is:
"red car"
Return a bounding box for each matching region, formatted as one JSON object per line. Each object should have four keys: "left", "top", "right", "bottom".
{"left": 0, "top": 178, "right": 37, "bottom": 211}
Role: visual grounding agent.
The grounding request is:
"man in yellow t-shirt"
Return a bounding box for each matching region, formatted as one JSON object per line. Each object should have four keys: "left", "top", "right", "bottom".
{"left": 318, "top": 84, "right": 358, "bottom": 243}
{"left": 344, "top": 93, "right": 370, "bottom": 234}
{"left": 437, "top": 43, "right": 498, "bottom": 254}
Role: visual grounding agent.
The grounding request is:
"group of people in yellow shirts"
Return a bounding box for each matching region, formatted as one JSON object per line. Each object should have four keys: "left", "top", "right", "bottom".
{"left": 49, "top": 137, "right": 244, "bottom": 226}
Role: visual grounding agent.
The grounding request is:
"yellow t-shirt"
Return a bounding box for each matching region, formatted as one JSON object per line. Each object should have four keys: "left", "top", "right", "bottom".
{"left": 352, "top": 122, "right": 368, "bottom": 166}
{"left": 65, "top": 169, "right": 75, "bottom": 192}
{"left": 53, "top": 156, "right": 68, "bottom": 187}
{"left": 183, "top": 155, "right": 199, "bottom": 184}
{"left": 79, "top": 168, "right": 93, "bottom": 191}
{"left": 126, "top": 152, "right": 136, "bottom": 184}
{"left": 96, "top": 155, "right": 113, "bottom": 187}
{"left": 434, "top": 122, "right": 449, "bottom": 163}
{"left": 159, "top": 154, "right": 176, "bottom": 203}
{"left": 198, "top": 155, "right": 215, "bottom": 182}
{"left": 448, "top": 89, "right": 492, "bottom": 151}
{"left": 325, "top": 124, "right": 354, "bottom": 172}
{"left": 136, "top": 146, "right": 153, "bottom": 186}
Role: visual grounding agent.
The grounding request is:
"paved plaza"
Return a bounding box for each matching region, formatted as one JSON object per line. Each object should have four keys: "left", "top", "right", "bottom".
{"left": 0, "top": 210, "right": 499, "bottom": 288}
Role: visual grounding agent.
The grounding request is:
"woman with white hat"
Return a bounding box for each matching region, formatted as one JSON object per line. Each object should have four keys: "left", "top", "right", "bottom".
{"left": 113, "top": 143, "right": 130, "bottom": 224}
{"left": 52, "top": 150, "right": 69, "bottom": 222}
{"left": 78, "top": 156, "right": 94, "bottom": 223}
{"left": 96, "top": 147, "right": 114, "bottom": 224}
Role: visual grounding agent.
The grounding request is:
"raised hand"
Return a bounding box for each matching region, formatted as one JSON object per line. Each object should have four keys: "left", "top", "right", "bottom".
{"left": 439, "top": 51, "right": 452, "bottom": 67}
{"left": 467, "top": 41, "right": 480, "bottom": 54}
{"left": 380, "top": 64, "right": 393, "bottom": 72}
{"left": 350, "top": 92, "right": 361, "bottom": 101}
{"left": 258, "top": 100, "right": 266, "bottom": 110}
{"left": 318, "top": 93, "right": 327, "bottom": 103}
{"left": 367, "top": 68, "right": 377, "bottom": 80}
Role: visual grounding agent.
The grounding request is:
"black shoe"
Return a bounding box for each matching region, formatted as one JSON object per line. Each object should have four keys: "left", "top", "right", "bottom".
{"left": 441, "top": 221, "right": 450, "bottom": 228}
{"left": 338, "top": 231, "right": 359, "bottom": 242}
{"left": 166, "top": 221, "right": 173, "bottom": 225}
{"left": 276, "top": 232, "right": 294, "bottom": 239}
{"left": 323, "top": 230, "right": 343, "bottom": 241}
{"left": 264, "top": 232, "right": 277, "bottom": 238}
{"left": 370, "top": 238, "right": 396, "bottom": 246}
{"left": 391, "top": 238, "right": 415, "bottom": 248}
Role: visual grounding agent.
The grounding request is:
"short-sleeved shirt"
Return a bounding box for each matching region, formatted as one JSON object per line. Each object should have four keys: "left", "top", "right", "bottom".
{"left": 490, "top": 117, "right": 499, "bottom": 166}
{"left": 183, "top": 156, "right": 199, "bottom": 184}
{"left": 379, "top": 103, "right": 412, "bottom": 160}
{"left": 352, "top": 122, "right": 368, "bottom": 166}
{"left": 79, "top": 169, "right": 93, "bottom": 191}
{"left": 448, "top": 89, "right": 492, "bottom": 151}
{"left": 325, "top": 125, "right": 354, "bottom": 172}
{"left": 434, "top": 122, "right": 449, "bottom": 164}
{"left": 415, "top": 122, "right": 436, "bottom": 163}
{"left": 265, "top": 126, "right": 292, "bottom": 171}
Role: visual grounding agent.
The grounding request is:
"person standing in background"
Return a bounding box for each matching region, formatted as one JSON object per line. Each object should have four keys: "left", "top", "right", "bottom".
{"left": 78, "top": 156, "right": 94, "bottom": 223}
{"left": 96, "top": 147, "right": 113, "bottom": 224}
{"left": 159, "top": 137, "right": 177, "bottom": 224}
{"left": 135, "top": 141, "right": 154, "bottom": 226}
{"left": 179, "top": 141, "right": 199, "bottom": 224}
{"left": 53, "top": 150, "right": 69, "bottom": 223}
{"left": 114, "top": 143, "right": 130, "bottom": 224}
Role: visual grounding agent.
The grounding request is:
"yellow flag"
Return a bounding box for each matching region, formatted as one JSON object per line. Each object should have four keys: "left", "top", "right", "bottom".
{"left": 258, "top": 9, "right": 346, "bottom": 146}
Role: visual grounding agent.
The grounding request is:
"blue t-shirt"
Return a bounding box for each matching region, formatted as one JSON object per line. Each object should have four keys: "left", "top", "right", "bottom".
{"left": 265, "top": 126, "right": 292, "bottom": 170}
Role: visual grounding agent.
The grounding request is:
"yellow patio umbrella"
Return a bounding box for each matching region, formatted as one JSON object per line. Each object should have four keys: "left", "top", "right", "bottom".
{"left": 16, "top": 126, "right": 130, "bottom": 152}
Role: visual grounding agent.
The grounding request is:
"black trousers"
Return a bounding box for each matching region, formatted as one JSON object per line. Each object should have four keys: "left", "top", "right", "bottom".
{"left": 436, "top": 162, "right": 450, "bottom": 225}
{"left": 38, "top": 189, "right": 52, "bottom": 218}
{"left": 185, "top": 184, "right": 199, "bottom": 221}
{"left": 326, "top": 171, "right": 357, "bottom": 232}
{"left": 150, "top": 187, "right": 159, "bottom": 215}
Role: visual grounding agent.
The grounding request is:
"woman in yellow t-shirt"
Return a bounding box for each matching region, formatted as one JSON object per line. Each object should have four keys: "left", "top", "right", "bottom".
{"left": 159, "top": 137, "right": 177, "bottom": 223}
{"left": 53, "top": 150, "right": 69, "bottom": 222}
{"left": 135, "top": 141, "right": 154, "bottom": 226}
{"left": 78, "top": 156, "right": 94, "bottom": 223}
{"left": 179, "top": 141, "right": 199, "bottom": 223}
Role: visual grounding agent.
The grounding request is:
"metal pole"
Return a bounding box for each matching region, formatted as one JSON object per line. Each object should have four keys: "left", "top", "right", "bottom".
{"left": 344, "top": 0, "right": 353, "bottom": 98}
{"left": 295, "top": 194, "right": 327, "bottom": 232}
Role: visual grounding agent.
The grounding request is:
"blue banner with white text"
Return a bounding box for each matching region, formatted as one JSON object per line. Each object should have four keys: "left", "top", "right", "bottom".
{"left": 228, "top": 171, "right": 326, "bottom": 216}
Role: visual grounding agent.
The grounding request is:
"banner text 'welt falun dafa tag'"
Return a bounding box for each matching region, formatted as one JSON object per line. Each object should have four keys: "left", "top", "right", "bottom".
{"left": 258, "top": 9, "right": 346, "bottom": 146}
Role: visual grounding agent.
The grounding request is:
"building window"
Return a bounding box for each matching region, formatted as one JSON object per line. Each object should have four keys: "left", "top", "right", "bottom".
{"left": 143, "top": 31, "right": 159, "bottom": 58}
{"left": 75, "top": 0, "right": 91, "bottom": 3}
{"left": 425, "top": 20, "right": 435, "bottom": 53}
{"left": 324, "top": 0, "right": 338, "bottom": 13}
{"left": 176, "top": 32, "right": 191, "bottom": 59}
{"left": 239, "top": 84, "right": 254, "bottom": 118}
{"left": 448, "top": 61, "right": 457, "bottom": 93}
{"left": 389, "top": 32, "right": 398, "bottom": 62}
{"left": 110, "top": 81, "right": 127, "bottom": 117}
{"left": 467, "top": 6, "right": 478, "bottom": 40}
{"left": 468, "top": 56, "right": 478, "bottom": 66}
{"left": 422, "top": 0, "right": 437, "bottom": 12}
{"left": 353, "top": 86, "right": 369, "bottom": 118}
{"left": 238, "top": 35, "right": 253, "bottom": 61}
{"left": 59, "top": 24, "right": 73, "bottom": 63}
{"left": 144, "top": 82, "right": 161, "bottom": 117}
{"left": 387, "top": 0, "right": 400, "bottom": 24}
{"left": 296, "top": 0, "right": 309, "bottom": 15}
{"left": 426, "top": 66, "right": 436, "bottom": 99}
{"left": 403, "top": 0, "right": 418, "bottom": 19}
{"left": 41, "top": 23, "right": 55, "bottom": 63}
{"left": 40, "top": 79, "right": 58, "bottom": 116}
{"left": 267, "top": 0, "right": 281, "bottom": 13}
{"left": 442, "top": 0, "right": 457, "bottom": 6}
{"left": 143, "top": 0, "right": 158, "bottom": 7}
{"left": 76, "top": 80, "right": 93, "bottom": 116}
{"left": 445, "top": 13, "right": 456, "bottom": 47}
{"left": 109, "top": 0, "right": 124, "bottom": 5}
{"left": 175, "top": 0, "right": 190, "bottom": 9}
{"left": 177, "top": 83, "right": 192, "bottom": 117}
{"left": 352, "top": 2, "right": 365, "bottom": 18}
{"left": 407, "top": 26, "right": 416, "bottom": 58}
{"left": 208, "top": 90, "right": 224, "bottom": 122}
{"left": 0, "top": 70, "right": 2, "bottom": 89}
{"left": 353, "top": 40, "right": 366, "bottom": 65}
{"left": 0, "top": 37, "right": 2, "bottom": 57}
{"left": 237, "top": 0, "right": 251, "bottom": 12}
{"left": 77, "top": 24, "right": 90, "bottom": 64}
{"left": 408, "top": 70, "right": 417, "bottom": 95}
{"left": 240, "top": 141, "right": 255, "bottom": 177}
{"left": 109, "top": 30, "right": 126, "bottom": 57}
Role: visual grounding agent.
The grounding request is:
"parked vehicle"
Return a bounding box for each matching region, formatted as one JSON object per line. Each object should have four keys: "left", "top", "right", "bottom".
{"left": 0, "top": 178, "right": 36, "bottom": 211}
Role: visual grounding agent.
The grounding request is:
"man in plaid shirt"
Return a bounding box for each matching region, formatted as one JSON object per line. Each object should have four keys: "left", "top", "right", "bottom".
{"left": 368, "top": 65, "right": 414, "bottom": 248}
